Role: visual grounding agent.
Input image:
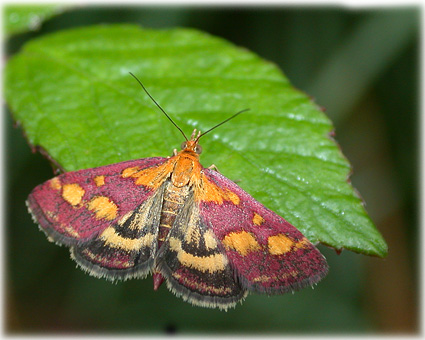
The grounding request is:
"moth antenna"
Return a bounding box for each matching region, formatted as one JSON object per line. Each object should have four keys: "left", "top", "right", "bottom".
{"left": 129, "top": 72, "right": 188, "bottom": 141}
{"left": 196, "top": 108, "right": 250, "bottom": 142}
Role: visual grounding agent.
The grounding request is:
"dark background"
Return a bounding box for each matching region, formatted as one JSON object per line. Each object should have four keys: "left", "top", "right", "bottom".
{"left": 6, "top": 6, "right": 418, "bottom": 334}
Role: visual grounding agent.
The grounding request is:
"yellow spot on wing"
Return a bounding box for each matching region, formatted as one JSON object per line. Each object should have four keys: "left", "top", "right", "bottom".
{"left": 295, "top": 237, "right": 311, "bottom": 249}
{"left": 267, "top": 234, "right": 309, "bottom": 255}
{"left": 268, "top": 234, "right": 293, "bottom": 255}
{"left": 183, "top": 205, "right": 201, "bottom": 246}
{"left": 50, "top": 177, "right": 61, "bottom": 190}
{"left": 252, "top": 275, "right": 270, "bottom": 283}
{"left": 204, "top": 229, "right": 218, "bottom": 250}
{"left": 222, "top": 231, "right": 261, "bottom": 256}
{"left": 223, "top": 189, "right": 240, "bottom": 205}
{"left": 253, "top": 212, "right": 265, "bottom": 225}
{"left": 169, "top": 237, "right": 228, "bottom": 273}
{"left": 100, "top": 226, "right": 154, "bottom": 251}
{"left": 252, "top": 270, "right": 298, "bottom": 283}
{"left": 45, "top": 211, "right": 58, "bottom": 221}
{"left": 94, "top": 175, "right": 105, "bottom": 186}
{"left": 121, "top": 166, "right": 141, "bottom": 178}
{"left": 87, "top": 196, "right": 118, "bottom": 221}
{"left": 64, "top": 224, "right": 80, "bottom": 238}
{"left": 62, "top": 183, "right": 85, "bottom": 206}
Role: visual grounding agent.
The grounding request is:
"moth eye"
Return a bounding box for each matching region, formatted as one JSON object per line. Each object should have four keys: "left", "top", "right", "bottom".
{"left": 181, "top": 142, "right": 187, "bottom": 150}
{"left": 195, "top": 145, "right": 203, "bottom": 154}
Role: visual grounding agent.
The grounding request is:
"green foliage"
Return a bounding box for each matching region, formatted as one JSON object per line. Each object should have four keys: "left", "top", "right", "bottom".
{"left": 5, "top": 24, "right": 387, "bottom": 257}
{"left": 4, "top": 4, "right": 64, "bottom": 36}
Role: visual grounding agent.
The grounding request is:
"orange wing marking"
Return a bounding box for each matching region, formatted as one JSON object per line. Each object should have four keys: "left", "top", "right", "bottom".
{"left": 87, "top": 196, "right": 118, "bottom": 221}
{"left": 124, "top": 161, "right": 175, "bottom": 189}
{"left": 49, "top": 177, "right": 62, "bottom": 190}
{"left": 93, "top": 175, "right": 105, "bottom": 187}
{"left": 197, "top": 174, "right": 240, "bottom": 205}
{"left": 267, "top": 234, "right": 310, "bottom": 255}
{"left": 62, "top": 183, "right": 85, "bottom": 206}
{"left": 253, "top": 212, "right": 265, "bottom": 226}
{"left": 169, "top": 237, "right": 228, "bottom": 273}
{"left": 222, "top": 231, "right": 261, "bottom": 256}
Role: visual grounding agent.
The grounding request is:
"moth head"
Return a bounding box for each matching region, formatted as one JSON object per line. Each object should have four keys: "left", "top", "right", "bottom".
{"left": 181, "top": 129, "right": 203, "bottom": 154}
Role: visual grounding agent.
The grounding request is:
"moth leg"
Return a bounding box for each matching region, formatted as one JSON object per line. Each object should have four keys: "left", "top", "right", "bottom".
{"left": 167, "top": 149, "right": 179, "bottom": 158}
{"left": 207, "top": 164, "right": 220, "bottom": 172}
{"left": 207, "top": 164, "right": 241, "bottom": 183}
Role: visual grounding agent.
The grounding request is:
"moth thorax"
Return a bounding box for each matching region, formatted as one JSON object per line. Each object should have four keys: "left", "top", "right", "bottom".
{"left": 171, "top": 155, "right": 196, "bottom": 187}
{"left": 157, "top": 182, "right": 190, "bottom": 249}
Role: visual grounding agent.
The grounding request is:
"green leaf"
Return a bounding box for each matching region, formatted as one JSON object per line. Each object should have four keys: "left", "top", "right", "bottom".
{"left": 5, "top": 24, "right": 387, "bottom": 257}
{"left": 4, "top": 4, "right": 65, "bottom": 36}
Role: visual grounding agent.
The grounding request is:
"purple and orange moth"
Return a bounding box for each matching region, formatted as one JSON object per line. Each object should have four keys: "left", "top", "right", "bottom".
{"left": 27, "top": 73, "right": 328, "bottom": 310}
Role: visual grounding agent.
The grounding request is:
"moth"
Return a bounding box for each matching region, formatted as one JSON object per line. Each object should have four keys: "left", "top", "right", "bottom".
{"left": 27, "top": 73, "right": 328, "bottom": 310}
